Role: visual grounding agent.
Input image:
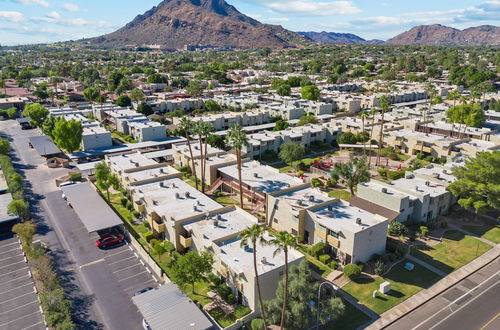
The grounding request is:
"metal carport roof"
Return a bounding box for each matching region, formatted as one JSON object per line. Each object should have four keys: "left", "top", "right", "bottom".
{"left": 60, "top": 182, "right": 123, "bottom": 233}
{"left": 28, "top": 135, "right": 61, "bottom": 157}
{"left": 132, "top": 282, "right": 214, "bottom": 330}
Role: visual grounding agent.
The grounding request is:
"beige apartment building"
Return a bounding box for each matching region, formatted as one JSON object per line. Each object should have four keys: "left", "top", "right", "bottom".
{"left": 267, "top": 185, "right": 389, "bottom": 264}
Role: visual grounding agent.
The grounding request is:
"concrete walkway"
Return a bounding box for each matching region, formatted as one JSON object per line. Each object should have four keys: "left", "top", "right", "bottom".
{"left": 366, "top": 245, "right": 500, "bottom": 329}
{"left": 449, "top": 223, "right": 498, "bottom": 247}
{"left": 406, "top": 255, "right": 448, "bottom": 277}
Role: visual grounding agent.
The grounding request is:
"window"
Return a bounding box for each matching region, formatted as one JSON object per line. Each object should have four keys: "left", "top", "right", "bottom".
{"left": 327, "top": 229, "right": 338, "bottom": 238}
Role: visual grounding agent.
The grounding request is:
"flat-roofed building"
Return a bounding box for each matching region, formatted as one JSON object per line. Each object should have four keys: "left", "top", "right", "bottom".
{"left": 267, "top": 185, "right": 388, "bottom": 264}
{"left": 82, "top": 126, "right": 113, "bottom": 151}
{"left": 129, "top": 178, "right": 222, "bottom": 249}
{"left": 129, "top": 121, "right": 167, "bottom": 142}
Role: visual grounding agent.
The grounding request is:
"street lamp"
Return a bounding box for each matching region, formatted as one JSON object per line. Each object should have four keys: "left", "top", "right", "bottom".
{"left": 316, "top": 281, "right": 338, "bottom": 330}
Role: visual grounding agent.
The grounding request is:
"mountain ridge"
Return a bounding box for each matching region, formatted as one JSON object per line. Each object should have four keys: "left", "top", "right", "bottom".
{"left": 297, "top": 31, "right": 384, "bottom": 45}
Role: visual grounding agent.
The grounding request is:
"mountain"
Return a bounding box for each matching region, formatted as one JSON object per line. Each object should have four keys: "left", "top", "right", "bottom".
{"left": 92, "top": 0, "right": 305, "bottom": 50}
{"left": 386, "top": 24, "right": 500, "bottom": 46}
{"left": 297, "top": 31, "right": 383, "bottom": 45}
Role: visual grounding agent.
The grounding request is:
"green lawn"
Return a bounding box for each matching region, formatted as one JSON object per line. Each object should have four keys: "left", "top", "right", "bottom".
{"left": 462, "top": 224, "right": 500, "bottom": 244}
{"left": 343, "top": 259, "right": 441, "bottom": 315}
{"left": 278, "top": 157, "right": 318, "bottom": 173}
{"left": 327, "top": 189, "right": 352, "bottom": 201}
{"left": 214, "top": 196, "right": 240, "bottom": 206}
{"left": 323, "top": 298, "right": 372, "bottom": 330}
{"left": 410, "top": 230, "right": 492, "bottom": 274}
{"left": 208, "top": 305, "right": 251, "bottom": 328}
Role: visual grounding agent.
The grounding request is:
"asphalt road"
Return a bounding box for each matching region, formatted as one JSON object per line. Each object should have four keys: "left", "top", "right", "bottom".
{"left": 385, "top": 257, "right": 500, "bottom": 330}
{"left": 0, "top": 120, "right": 156, "bottom": 330}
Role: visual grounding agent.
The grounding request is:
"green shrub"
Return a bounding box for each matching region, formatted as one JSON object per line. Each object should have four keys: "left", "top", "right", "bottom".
{"left": 388, "top": 221, "right": 407, "bottom": 236}
{"left": 311, "top": 178, "right": 322, "bottom": 187}
{"left": 126, "top": 202, "right": 133, "bottom": 211}
{"left": 329, "top": 260, "right": 338, "bottom": 269}
{"left": 387, "top": 170, "right": 405, "bottom": 180}
{"left": 374, "top": 260, "right": 386, "bottom": 275}
{"left": 419, "top": 225, "right": 429, "bottom": 237}
{"left": 142, "top": 220, "right": 150, "bottom": 228}
{"left": 378, "top": 168, "right": 388, "bottom": 178}
{"left": 251, "top": 319, "right": 265, "bottom": 330}
{"left": 319, "top": 254, "right": 331, "bottom": 264}
{"left": 297, "top": 170, "right": 304, "bottom": 177}
{"left": 120, "top": 197, "right": 128, "bottom": 207}
{"left": 69, "top": 172, "right": 82, "bottom": 182}
{"left": 310, "top": 242, "right": 325, "bottom": 259}
{"left": 164, "top": 240, "right": 175, "bottom": 253}
{"left": 343, "top": 263, "right": 362, "bottom": 280}
{"left": 144, "top": 232, "right": 154, "bottom": 243}
{"left": 227, "top": 293, "right": 236, "bottom": 305}
{"left": 133, "top": 211, "right": 140, "bottom": 218}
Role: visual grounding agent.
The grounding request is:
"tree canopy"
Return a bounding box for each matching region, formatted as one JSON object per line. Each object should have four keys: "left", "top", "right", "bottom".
{"left": 448, "top": 151, "right": 500, "bottom": 216}
{"left": 301, "top": 85, "right": 320, "bottom": 101}
{"left": 445, "top": 103, "right": 485, "bottom": 129}
{"left": 279, "top": 142, "right": 305, "bottom": 167}
{"left": 264, "top": 260, "right": 344, "bottom": 329}
{"left": 116, "top": 95, "right": 131, "bottom": 107}
{"left": 22, "top": 103, "right": 48, "bottom": 128}
{"left": 136, "top": 102, "right": 153, "bottom": 116}
{"left": 171, "top": 251, "right": 213, "bottom": 293}
{"left": 52, "top": 119, "right": 82, "bottom": 153}
{"left": 297, "top": 113, "right": 318, "bottom": 126}
{"left": 330, "top": 156, "right": 371, "bottom": 195}
{"left": 0, "top": 137, "right": 10, "bottom": 154}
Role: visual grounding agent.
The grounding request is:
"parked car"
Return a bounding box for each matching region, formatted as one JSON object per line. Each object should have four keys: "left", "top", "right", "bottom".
{"left": 95, "top": 234, "right": 125, "bottom": 249}
{"left": 134, "top": 287, "right": 155, "bottom": 297}
{"left": 142, "top": 319, "right": 151, "bottom": 330}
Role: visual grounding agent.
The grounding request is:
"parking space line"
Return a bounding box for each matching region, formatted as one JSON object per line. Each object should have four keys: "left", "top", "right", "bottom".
{"left": 0, "top": 241, "right": 19, "bottom": 248}
{"left": 79, "top": 258, "right": 105, "bottom": 269}
{"left": 118, "top": 271, "right": 148, "bottom": 282}
{"left": 0, "top": 311, "right": 41, "bottom": 328}
{"left": 112, "top": 263, "right": 142, "bottom": 273}
{"left": 0, "top": 291, "right": 37, "bottom": 305}
{"left": 104, "top": 248, "right": 130, "bottom": 259}
{"left": 0, "top": 266, "right": 29, "bottom": 278}
{"left": 21, "top": 321, "right": 44, "bottom": 330}
{"left": 123, "top": 280, "right": 156, "bottom": 294}
{"left": 0, "top": 247, "right": 22, "bottom": 255}
{"left": 0, "top": 282, "right": 33, "bottom": 295}
{"left": 107, "top": 255, "right": 135, "bottom": 266}
{"left": 0, "top": 273, "right": 30, "bottom": 286}
{"left": 0, "top": 255, "right": 23, "bottom": 263}
{"left": 0, "top": 260, "right": 25, "bottom": 270}
{"left": 0, "top": 300, "right": 38, "bottom": 315}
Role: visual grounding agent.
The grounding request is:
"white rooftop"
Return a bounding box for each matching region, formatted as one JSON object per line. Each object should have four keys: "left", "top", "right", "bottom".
{"left": 273, "top": 186, "right": 331, "bottom": 210}
{"left": 219, "top": 161, "right": 303, "bottom": 195}
{"left": 218, "top": 232, "right": 304, "bottom": 276}
{"left": 108, "top": 152, "right": 158, "bottom": 173}
{"left": 391, "top": 177, "right": 449, "bottom": 198}
{"left": 133, "top": 178, "right": 222, "bottom": 221}
{"left": 312, "top": 200, "right": 387, "bottom": 234}
{"left": 123, "top": 165, "right": 180, "bottom": 184}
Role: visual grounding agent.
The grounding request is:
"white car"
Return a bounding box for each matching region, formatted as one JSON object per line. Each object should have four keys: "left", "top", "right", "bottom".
{"left": 142, "top": 319, "right": 151, "bottom": 330}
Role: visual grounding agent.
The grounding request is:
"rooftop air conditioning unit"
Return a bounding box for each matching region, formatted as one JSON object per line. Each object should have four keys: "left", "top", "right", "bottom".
{"left": 382, "top": 188, "right": 388, "bottom": 193}
{"left": 309, "top": 195, "right": 315, "bottom": 202}
{"left": 216, "top": 214, "right": 222, "bottom": 221}
{"left": 425, "top": 181, "right": 430, "bottom": 186}
{"left": 193, "top": 205, "right": 198, "bottom": 212}
{"left": 328, "top": 205, "right": 333, "bottom": 211}
{"left": 175, "top": 192, "right": 180, "bottom": 199}
{"left": 253, "top": 172, "right": 259, "bottom": 178}
{"left": 185, "top": 191, "right": 190, "bottom": 198}
{"left": 213, "top": 219, "right": 219, "bottom": 227}
{"left": 356, "top": 218, "right": 362, "bottom": 225}
{"left": 159, "top": 182, "right": 164, "bottom": 187}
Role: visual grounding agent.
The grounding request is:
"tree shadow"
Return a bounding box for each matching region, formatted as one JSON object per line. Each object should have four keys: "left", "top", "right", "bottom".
{"left": 352, "top": 276, "right": 375, "bottom": 285}
{"left": 386, "top": 290, "right": 404, "bottom": 298}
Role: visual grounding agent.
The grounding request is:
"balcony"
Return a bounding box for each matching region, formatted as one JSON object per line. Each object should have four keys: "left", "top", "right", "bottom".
{"left": 134, "top": 201, "right": 145, "bottom": 213}
{"left": 152, "top": 220, "right": 165, "bottom": 233}
{"left": 179, "top": 234, "right": 192, "bottom": 248}
{"left": 326, "top": 235, "right": 340, "bottom": 248}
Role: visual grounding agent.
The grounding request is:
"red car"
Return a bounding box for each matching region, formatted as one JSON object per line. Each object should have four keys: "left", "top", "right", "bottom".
{"left": 95, "top": 234, "right": 125, "bottom": 249}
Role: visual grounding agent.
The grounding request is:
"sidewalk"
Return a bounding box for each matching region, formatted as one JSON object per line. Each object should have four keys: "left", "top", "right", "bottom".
{"left": 366, "top": 245, "right": 500, "bottom": 329}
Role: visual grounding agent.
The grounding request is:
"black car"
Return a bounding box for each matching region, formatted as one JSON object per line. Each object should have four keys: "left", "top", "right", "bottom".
{"left": 134, "top": 287, "right": 155, "bottom": 297}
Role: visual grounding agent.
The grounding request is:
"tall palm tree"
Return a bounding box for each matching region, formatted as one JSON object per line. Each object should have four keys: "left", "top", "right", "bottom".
{"left": 359, "top": 110, "right": 368, "bottom": 156}
{"left": 368, "top": 108, "right": 377, "bottom": 167}
{"left": 225, "top": 124, "right": 247, "bottom": 208}
{"left": 269, "top": 231, "right": 299, "bottom": 330}
{"left": 447, "top": 90, "right": 461, "bottom": 137}
{"left": 376, "top": 95, "right": 389, "bottom": 167}
{"left": 239, "top": 225, "right": 268, "bottom": 329}
{"left": 178, "top": 117, "right": 199, "bottom": 190}
{"left": 0, "top": 78, "right": 7, "bottom": 96}
{"left": 194, "top": 121, "right": 215, "bottom": 193}
{"left": 422, "top": 84, "right": 436, "bottom": 134}
{"left": 458, "top": 96, "right": 469, "bottom": 139}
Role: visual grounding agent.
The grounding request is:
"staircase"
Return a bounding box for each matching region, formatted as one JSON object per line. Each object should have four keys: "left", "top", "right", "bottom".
{"left": 207, "top": 177, "right": 224, "bottom": 195}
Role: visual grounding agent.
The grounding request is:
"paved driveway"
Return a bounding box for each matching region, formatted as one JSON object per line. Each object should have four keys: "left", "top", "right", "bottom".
{"left": 0, "top": 227, "right": 44, "bottom": 330}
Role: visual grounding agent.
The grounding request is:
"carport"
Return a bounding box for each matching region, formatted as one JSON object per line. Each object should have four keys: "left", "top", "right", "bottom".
{"left": 132, "top": 282, "right": 214, "bottom": 330}
{"left": 60, "top": 182, "right": 123, "bottom": 233}
{"left": 28, "top": 135, "right": 62, "bottom": 158}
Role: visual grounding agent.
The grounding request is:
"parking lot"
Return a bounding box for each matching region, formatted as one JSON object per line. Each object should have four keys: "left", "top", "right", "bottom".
{"left": 0, "top": 228, "right": 45, "bottom": 330}
{"left": 45, "top": 190, "right": 158, "bottom": 329}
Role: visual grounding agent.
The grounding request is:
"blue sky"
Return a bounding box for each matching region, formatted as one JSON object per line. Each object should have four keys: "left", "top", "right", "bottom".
{"left": 0, "top": 0, "right": 498, "bottom": 45}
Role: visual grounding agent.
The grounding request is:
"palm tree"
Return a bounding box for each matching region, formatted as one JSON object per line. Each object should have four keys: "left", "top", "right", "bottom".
{"left": 239, "top": 225, "right": 268, "bottom": 329}
{"left": 269, "top": 231, "right": 299, "bottom": 330}
{"left": 422, "top": 84, "right": 436, "bottom": 135}
{"left": 178, "top": 117, "right": 199, "bottom": 190}
{"left": 447, "top": 90, "right": 461, "bottom": 137}
{"left": 368, "top": 108, "right": 377, "bottom": 167}
{"left": 458, "top": 96, "right": 469, "bottom": 139}
{"left": 0, "top": 78, "right": 7, "bottom": 96}
{"left": 225, "top": 124, "right": 248, "bottom": 208}
{"left": 376, "top": 95, "right": 389, "bottom": 167}
{"left": 359, "top": 110, "right": 368, "bottom": 156}
{"left": 194, "top": 121, "right": 215, "bottom": 193}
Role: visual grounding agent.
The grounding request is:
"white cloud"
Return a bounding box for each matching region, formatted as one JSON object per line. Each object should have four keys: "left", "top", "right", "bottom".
{"left": 62, "top": 3, "right": 86, "bottom": 12}
{"left": 14, "top": 0, "right": 49, "bottom": 7}
{"left": 261, "top": 17, "right": 289, "bottom": 23}
{"left": 0, "top": 11, "right": 24, "bottom": 22}
{"left": 47, "top": 11, "right": 60, "bottom": 19}
{"left": 242, "top": 1, "right": 361, "bottom": 16}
